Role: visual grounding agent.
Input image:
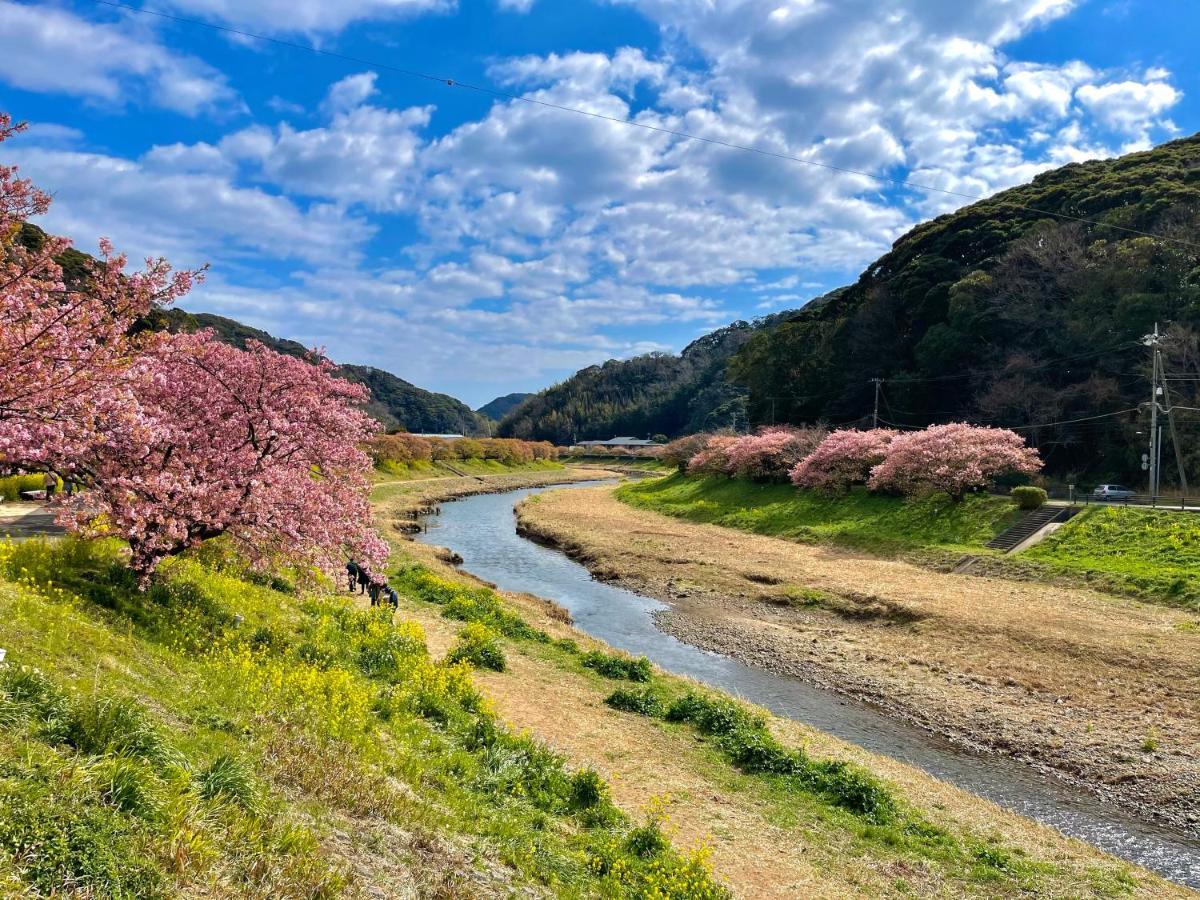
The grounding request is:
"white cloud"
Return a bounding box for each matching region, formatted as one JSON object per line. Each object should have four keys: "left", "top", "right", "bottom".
{"left": 161, "top": 0, "right": 452, "bottom": 33}
{"left": 2, "top": 0, "right": 1186, "bottom": 404}
{"left": 0, "top": 1, "right": 237, "bottom": 115}
{"left": 1076, "top": 78, "right": 1182, "bottom": 135}
{"left": 7, "top": 142, "right": 372, "bottom": 269}
{"left": 496, "top": 0, "right": 535, "bottom": 11}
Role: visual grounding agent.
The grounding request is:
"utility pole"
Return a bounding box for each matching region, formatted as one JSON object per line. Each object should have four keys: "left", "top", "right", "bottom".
{"left": 871, "top": 378, "right": 883, "bottom": 429}
{"left": 1144, "top": 324, "right": 1164, "bottom": 497}
{"left": 1159, "top": 369, "right": 1189, "bottom": 493}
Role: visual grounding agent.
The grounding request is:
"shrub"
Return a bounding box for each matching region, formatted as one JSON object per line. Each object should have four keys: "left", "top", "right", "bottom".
{"left": 366, "top": 432, "right": 433, "bottom": 466}
{"left": 791, "top": 429, "right": 896, "bottom": 493}
{"left": 581, "top": 650, "right": 653, "bottom": 682}
{"left": 868, "top": 424, "right": 1042, "bottom": 499}
{"left": 66, "top": 696, "right": 181, "bottom": 767}
{"left": 447, "top": 622, "right": 507, "bottom": 672}
{"left": 0, "top": 472, "right": 46, "bottom": 502}
{"left": 195, "top": 754, "right": 262, "bottom": 812}
{"left": 724, "top": 426, "right": 827, "bottom": 482}
{"left": 686, "top": 435, "right": 739, "bottom": 476}
{"left": 605, "top": 688, "right": 667, "bottom": 717}
{"left": 665, "top": 692, "right": 764, "bottom": 736}
{"left": 625, "top": 821, "right": 669, "bottom": 858}
{"left": 660, "top": 434, "right": 712, "bottom": 470}
{"left": 90, "top": 756, "right": 164, "bottom": 818}
{"left": 568, "top": 767, "right": 610, "bottom": 811}
{"left": 662, "top": 691, "right": 896, "bottom": 822}
{"left": 452, "top": 438, "right": 485, "bottom": 460}
{"left": 0, "top": 665, "right": 72, "bottom": 736}
{"left": 1011, "top": 486, "right": 1047, "bottom": 509}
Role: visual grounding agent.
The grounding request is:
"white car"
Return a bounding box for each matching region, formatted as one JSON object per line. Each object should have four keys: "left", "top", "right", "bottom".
{"left": 1092, "top": 484, "right": 1135, "bottom": 500}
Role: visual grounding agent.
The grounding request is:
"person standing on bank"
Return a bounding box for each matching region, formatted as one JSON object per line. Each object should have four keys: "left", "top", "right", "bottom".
{"left": 346, "top": 560, "right": 360, "bottom": 593}
{"left": 42, "top": 471, "right": 57, "bottom": 500}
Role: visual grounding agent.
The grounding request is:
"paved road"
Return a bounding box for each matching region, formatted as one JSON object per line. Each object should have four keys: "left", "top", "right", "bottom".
{"left": 0, "top": 503, "right": 64, "bottom": 538}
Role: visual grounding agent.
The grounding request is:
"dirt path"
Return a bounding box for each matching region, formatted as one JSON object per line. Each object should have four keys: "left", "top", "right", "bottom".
{"left": 514, "top": 485, "right": 1200, "bottom": 834}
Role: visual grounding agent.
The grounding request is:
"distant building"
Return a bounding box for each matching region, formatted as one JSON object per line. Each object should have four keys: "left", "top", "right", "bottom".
{"left": 410, "top": 433, "right": 465, "bottom": 440}
{"left": 583, "top": 436, "right": 660, "bottom": 448}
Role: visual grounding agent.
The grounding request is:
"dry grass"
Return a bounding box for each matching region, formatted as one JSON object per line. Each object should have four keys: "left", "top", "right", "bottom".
{"left": 369, "top": 538, "right": 1186, "bottom": 898}
{"left": 516, "top": 485, "right": 1200, "bottom": 832}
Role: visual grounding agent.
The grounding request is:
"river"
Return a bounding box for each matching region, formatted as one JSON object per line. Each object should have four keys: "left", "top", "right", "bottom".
{"left": 414, "top": 480, "right": 1200, "bottom": 888}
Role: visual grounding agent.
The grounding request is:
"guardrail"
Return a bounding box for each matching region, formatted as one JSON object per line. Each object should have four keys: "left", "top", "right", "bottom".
{"left": 1074, "top": 492, "right": 1200, "bottom": 511}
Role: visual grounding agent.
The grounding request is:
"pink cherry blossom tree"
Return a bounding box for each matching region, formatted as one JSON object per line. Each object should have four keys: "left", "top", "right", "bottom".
{"left": 686, "top": 434, "right": 740, "bottom": 476}
{"left": 61, "top": 332, "right": 389, "bottom": 584}
{"left": 0, "top": 113, "right": 199, "bottom": 472}
{"left": 867, "top": 423, "right": 1042, "bottom": 500}
{"left": 724, "top": 426, "right": 827, "bottom": 482}
{"left": 660, "top": 433, "right": 712, "bottom": 470}
{"left": 790, "top": 428, "right": 897, "bottom": 494}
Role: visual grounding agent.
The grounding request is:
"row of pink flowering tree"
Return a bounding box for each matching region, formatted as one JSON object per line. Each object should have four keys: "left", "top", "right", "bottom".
{"left": 663, "top": 423, "right": 1042, "bottom": 500}
{"left": 0, "top": 114, "right": 387, "bottom": 586}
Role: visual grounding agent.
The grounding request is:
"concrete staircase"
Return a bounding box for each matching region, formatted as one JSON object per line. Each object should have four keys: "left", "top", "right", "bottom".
{"left": 985, "top": 505, "right": 1079, "bottom": 553}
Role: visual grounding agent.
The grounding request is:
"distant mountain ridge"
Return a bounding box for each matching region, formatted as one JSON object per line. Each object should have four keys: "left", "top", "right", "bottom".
{"left": 145, "top": 309, "right": 489, "bottom": 436}
{"left": 495, "top": 302, "right": 828, "bottom": 444}
{"left": 477, "top": 392, "right": 534, "bottom": 421}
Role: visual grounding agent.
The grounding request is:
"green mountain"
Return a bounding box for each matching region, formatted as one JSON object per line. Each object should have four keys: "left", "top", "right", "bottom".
{"left": 145, "top": 309, "right": 488, "bottom": 435}
{"left": 477, "top": 392, "right": 534, "bottom": 421}
{"left": 728, "top": 133, "right": 1200, "bottom": 483}
{"left": 496, "top": 306, "right": 819, "bottom": 444}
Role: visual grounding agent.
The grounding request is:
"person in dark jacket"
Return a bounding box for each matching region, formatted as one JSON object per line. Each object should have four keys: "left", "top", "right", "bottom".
{"left": 346, "top": 560, "right": 360, "bottom": 593}
{"left": 356, "top": 565, "right": 370, "bottom": 595}
{"left": 386, "top": 587, "right": 399, "bottom": 610}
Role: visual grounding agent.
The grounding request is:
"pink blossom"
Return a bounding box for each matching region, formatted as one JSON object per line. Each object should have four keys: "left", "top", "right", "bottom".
{"left": 60, "top": 332, "right": 388, "bottom": 584}
{"left": 0, "top": 113, "right": 200, "bottom": 472}
{"left": 686, "top": 435, "right": 739, "bottom": 476}
{"left": 791, "top": 429, "right": 897, "bottom": 493}
{"left": 723, "top": 426, "right": 826, "bottom": 482}
{"left": 867, "top": 423, "right": 1042, "bottom": 499}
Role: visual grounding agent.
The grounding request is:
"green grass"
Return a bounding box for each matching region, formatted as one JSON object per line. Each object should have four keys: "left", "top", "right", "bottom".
{"left": 616, "top": 474, "right": 1022, "bottom": 555}
{"left": 1022, "top": 507, "right": 1200, "bottom": 610}
{"left": 0, "top": 538, "right": 728, "bottom": 899}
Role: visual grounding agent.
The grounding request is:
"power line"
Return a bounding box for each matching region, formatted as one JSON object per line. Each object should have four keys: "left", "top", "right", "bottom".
{"left": 91, "top": 0, "right": 1200, "bottom": 253}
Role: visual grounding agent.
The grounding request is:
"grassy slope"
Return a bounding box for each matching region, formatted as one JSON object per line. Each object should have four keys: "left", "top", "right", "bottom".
{"left": 0, "top": 538, "right": 723, "bottom": 898}
{"left": 617, "top": 473, "right": 1022, "bottom": 555}
{"left": 1021, "top": 506, "right": 1200, "bottom": 611}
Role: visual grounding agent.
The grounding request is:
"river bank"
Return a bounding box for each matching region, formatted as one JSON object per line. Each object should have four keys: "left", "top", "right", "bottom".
{"left": 514, "top": 484, "right": 1200, "bottom": 837}
{"left": 395, "top": 484, "right": 1199, "bottom": 896}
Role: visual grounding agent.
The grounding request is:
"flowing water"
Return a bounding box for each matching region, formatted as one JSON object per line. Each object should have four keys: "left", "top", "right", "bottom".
{"left": 415, "top": 481, "right": 1200, "bottom": 888}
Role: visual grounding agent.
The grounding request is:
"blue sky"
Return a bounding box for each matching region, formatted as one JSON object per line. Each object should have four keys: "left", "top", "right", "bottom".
{"left": 0, "top": 0, "right": 1193, "bottom": 407}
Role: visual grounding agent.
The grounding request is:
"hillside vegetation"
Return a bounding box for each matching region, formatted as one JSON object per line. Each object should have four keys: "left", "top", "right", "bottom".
{"left": 142, "top": 307, "right": 490, "bottom": 436}
{"left": 617, "top": 474, "right": 1022, "bottom": 555}
{"left": 496, "top": 306, "right": 825, "bottom": 443}
{"left": 477, "top": 392, "right": 534, "bottom": 422}
{"left": 730, "top": 134, "right": 1200, "bottom": 482}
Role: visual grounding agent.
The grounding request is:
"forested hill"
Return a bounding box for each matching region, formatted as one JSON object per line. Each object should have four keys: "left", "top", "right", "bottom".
{"left": 729, "top": 133, "right": 1200, "bottom": 482}
{"left": 476, "top": 392, "right": 533, "bottom": 421}
{"left": 146, "top": 309, "right": 489, "bottom": 435}
{"left": 496, "top": 305, "right": 826, "bottom": 444}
